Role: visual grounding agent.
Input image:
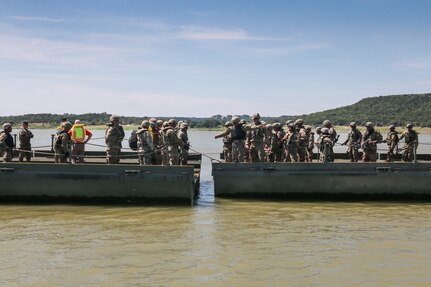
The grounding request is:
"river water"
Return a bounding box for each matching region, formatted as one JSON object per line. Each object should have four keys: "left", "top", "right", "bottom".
{"left": 1, "top": 130, "right": 431, "bottom": 286}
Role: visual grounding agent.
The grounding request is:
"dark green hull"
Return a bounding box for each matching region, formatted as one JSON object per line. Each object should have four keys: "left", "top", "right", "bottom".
{"left": 212, "top": 162, "right": 431, "bottom": 200}
{"left": 0, "top": 162, "right": 200, "bottom": 205}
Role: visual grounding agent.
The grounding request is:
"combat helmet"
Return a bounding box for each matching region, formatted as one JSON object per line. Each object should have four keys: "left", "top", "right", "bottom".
{"left": 231, "top": 116, "right": 241, "bottom": 125}
{"left": 141, "top": 120, "right": 150, "bottom": 127}
{"left": 240, "top": 119, "right": 246, "bottom": 125}
{"left": 389, "top": 124, "right": 396, "bottom": 130}
{"left": 61, "top": 121, "right": 72, "bottom": 130}
{"left": 2, "top": 123, "right": 12, "bottom": 130}
{"left": 365, "top": 122, "right": 374, "bottom": 128}
{"left": 285, "top": 120, "right": 294, "bottom": 126}
{"left": 349, "top": 122, "right": 356, "bottom": 127}
{"left": 322, "top": 120, "right": 331, "bottom": 127}
{"left": 224, "top": 121, "right": 232, "bottom": 127}
{"left": 109, "top": 115, "right": 120, "bottom": 122}
{"left": 180, "top": 122, "right": 188, "bottom": 129}
{"left": 295, "top": 119, "right": 304, "bottom": 126}
{"left": 252, "top": 113, "right": 261, "bottom": 120}
{"left": 406, "top": 123, "right": 413, "bottom": 128}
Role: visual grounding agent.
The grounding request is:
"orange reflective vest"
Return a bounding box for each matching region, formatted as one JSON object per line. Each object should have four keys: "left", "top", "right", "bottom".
{"left": 71, "top": 124, "right": 86, "bottom": 143}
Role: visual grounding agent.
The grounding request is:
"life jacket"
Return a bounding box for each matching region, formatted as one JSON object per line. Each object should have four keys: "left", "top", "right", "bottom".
{"left": 70, "top": 124, "right": 86, "bottom": 143}
{"left": 231, "top": 125, "right": 246, "bottom": 141}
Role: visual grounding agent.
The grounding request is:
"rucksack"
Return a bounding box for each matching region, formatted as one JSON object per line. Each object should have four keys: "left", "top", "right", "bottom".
{"left": 128, "top": 130, "right": 138, "bottom": 151}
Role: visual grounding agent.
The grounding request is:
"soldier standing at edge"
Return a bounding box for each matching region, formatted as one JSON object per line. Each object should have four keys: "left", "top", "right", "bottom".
{"left": 0, "top": 123, "right": 14, "bottom": 162}
{"left": 18, "top": 121, "right": 34, "bottom": 162}
{"left": 341, "top": 122, "right": 362, "bottom": 162}
{"left": 399, "top": 123, "right": 418, "bottom": 162}
{"left": 246, "top": 113, "right": 266, "bottom": 162}
{"left": 214, "top": 121, "right": 233, "bottom": 162}
{"left": 105, "top": 115, "right": 125, "bottom": 164}
{"left": 361, "top": 122, "right": 383, "bottom": 162}
{"left": 383, "top": 125, "right": 399, "bottom": 162}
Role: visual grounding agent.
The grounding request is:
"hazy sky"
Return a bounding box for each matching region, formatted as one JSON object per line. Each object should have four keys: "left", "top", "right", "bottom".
{"left": 1, "top": 0, "right": 430, "bottom": 117}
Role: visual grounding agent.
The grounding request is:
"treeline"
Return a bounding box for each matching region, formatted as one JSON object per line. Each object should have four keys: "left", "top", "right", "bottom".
{"left": 1, "top": 93, "right": 430, "bottom": 128}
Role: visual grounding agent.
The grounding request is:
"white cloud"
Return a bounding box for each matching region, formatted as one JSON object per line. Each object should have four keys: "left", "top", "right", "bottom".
{"left": 177, "top": 26, "right": 262, "bottom": 41}
{"left": 9, "top": 16, "right": 66, "bottom": 23}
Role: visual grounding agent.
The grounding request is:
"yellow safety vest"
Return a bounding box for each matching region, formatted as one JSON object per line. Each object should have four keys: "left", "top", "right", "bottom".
{"left": 148, "top": 126, "right": 154, "bottom": 141}
{"left": 71, "top": 124, "right": 86, "bottom": 143}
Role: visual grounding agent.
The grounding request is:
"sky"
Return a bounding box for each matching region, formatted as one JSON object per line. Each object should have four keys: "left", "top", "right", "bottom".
{"left": 0, "top": 0, "right": 430, "bottom": 117}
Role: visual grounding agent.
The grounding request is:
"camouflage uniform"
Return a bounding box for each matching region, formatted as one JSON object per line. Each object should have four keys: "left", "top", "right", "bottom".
{"left": 0, "top": 123, "right": 14, "bottom": 162}
{"left": 271, "top": 124, "right": 285, "bottom": 162}
{"left": 165, "top": 125, "right": 184, "bottom": 166}
{"left": 246, "top": 113, "right": 266, "bottom": 162}
{"left": 318, "top": 132, "right": 334, "bottom": 163}
{"left": 361, "top": 123, "right": 383, "bottom": 162}
{"left": 214, "top": 123, "right": 233, "bottom": 162}
{"left": 105, "top": 116, "right": 125, "bottom": 164}
{"left": 54, "top": 122, "right": 72, "bottom": 163}
{"left": 282, "top": 125, "right": 299, "bottom": 162}
{"left": 399, "top": 125, "right": 418, "bottom": 162}
{"left": 385, "top": 126, "right": 399, "bottom": 162}
{"left": 160, "top": 122, "right": 170, "bottom": 166}
{"left": 342, "top": 123, "right": 362, "bottom": 162}
{"left": 152, "top": 121, "right": 164, "bottom": 165}
{"left": 137, "top": 121, "right": 154, "bottom": 165}
{"left": 230, "top": 117, "right": 247, "bottom": 163}
{"left": 305, "top": 128, "right": 315, "bottom": 162}
{"left": 177, "top": 123, "right": 190, "bottom": 165}
{"left": 18, "top": 123, "right": 33, "bottom": 162}
{"left": 294, "top": 120, "right": 307, "bottom": 162}
{"left": 323, "top": 120, "right": 337, "bottom": 162}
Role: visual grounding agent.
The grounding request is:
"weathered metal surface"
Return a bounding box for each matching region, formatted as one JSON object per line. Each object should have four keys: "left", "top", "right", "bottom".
{"left": 0, "top": 153, "right": 201, "bottom": 204}
{"left": 212, "top": 162, "right": 431, "bottom": 199}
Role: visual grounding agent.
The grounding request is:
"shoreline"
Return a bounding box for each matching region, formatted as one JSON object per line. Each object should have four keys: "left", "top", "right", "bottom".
{"left": 10, "top": 124, "right": 431, "bottom": 135}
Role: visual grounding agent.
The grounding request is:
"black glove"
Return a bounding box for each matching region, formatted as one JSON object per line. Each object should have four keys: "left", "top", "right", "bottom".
{"left": 184, "top": 144, "right": 190, "bottom": 150}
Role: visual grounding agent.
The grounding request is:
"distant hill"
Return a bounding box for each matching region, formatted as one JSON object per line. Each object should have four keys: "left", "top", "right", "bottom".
{"left": 295, "top": 93, "right": 431, "bottom": 127}
{"left": 1, "top": 93, "right": 430, "bottom": 128}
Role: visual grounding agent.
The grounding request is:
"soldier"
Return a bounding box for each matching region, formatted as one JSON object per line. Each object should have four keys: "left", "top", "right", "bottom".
{"left": 271, "top": 123, "right": 285, "bottom": 162}
{"left": 214, "top": 121, "right": 233, "bottom": 162}
{"left": 398, "top": 123, "right": 418, "bottom": 162}
{"left": 383, "top": 125, "right": 399, "bottom": 162}
{"left": 318, "top": 128, "right": 334, "bottom": 162}
{"left": 264, "top": 124, "right": 274, "bottom": 162}
{"left": 177, "top": 122, "right": 190, "bottom": 165}
{"left": 341, "top": 122, "right": 362, "bottom": 162}
{"left": 282, "top": 123, "right": 299, "bottom": 162}
{"left": 230, "top": 116, "right": 247, "bottom": 163}
{"left": 165, "top": 119, "right": 184, "bottom": 165}
{"left": 137, "top": 120, "right": 154, "bottom": 165}
{"left": 0, "top": 123, "right": 14, "bottom": 162}
{"left": 105, "top": 115, "right": 125, "bottom": 164}
{"left": 246, "top": 113, "right": 266, "bottom": 162}
{"left": 54, "top": 121, "right": 72, "bottom": 163}
{"left": 152, "top": 120, "right": 165, "bottom": 165}
{"left": 314, "top": 127, "right": 322, "bottom": 161}
{"left": 295, "top": 119, "right": 307, "bottom": 162}
{"left": 18, "top": 121, "right": 34, "bottom": 162}
{"left": 361, "top": 122, "right": 383, "bottom": 162}
{"left": 160, "top": 121, "right": 170, "bottom": 165}
{"left": 305, "top": 126, "right": 315, "bottom": 162}
{"left": 323, "top": 120, "right": 338, "bottom": 161}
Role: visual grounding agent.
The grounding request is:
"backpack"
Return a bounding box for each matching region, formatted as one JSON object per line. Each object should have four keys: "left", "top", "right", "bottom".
{"left": 128, "top": 130, "right": 138, "bottom": 151}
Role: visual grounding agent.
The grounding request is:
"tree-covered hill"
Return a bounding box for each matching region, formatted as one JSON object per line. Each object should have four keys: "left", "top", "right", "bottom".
{"left": 1, "top": 93, "right": 430, "bottom": 128}
{"left": 295, "top": 93, "right": 431, "bottom": 127}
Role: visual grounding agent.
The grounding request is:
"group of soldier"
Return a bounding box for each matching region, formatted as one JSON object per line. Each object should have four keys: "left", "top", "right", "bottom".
{"left": 0, "top": 114, "right": 420, "bottom": 164}
{"left": 0, "top": 116, "right": 190, "bottom": 166}
{"left": 0, "top": 122, "right": 34, "bottom": 162}
{"left": 214, "top": 113, "right": 420, "bottom": 163}
{"left": 104, "top": 115, "right": 190, "bottom": 166}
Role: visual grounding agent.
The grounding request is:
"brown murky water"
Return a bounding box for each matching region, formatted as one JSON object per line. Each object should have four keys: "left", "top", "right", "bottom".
{"left": 1, "top": 192, "right": 431, "bottom": 286}
{"left": 1, "top": 131, "right": 431, "bottom": 286}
